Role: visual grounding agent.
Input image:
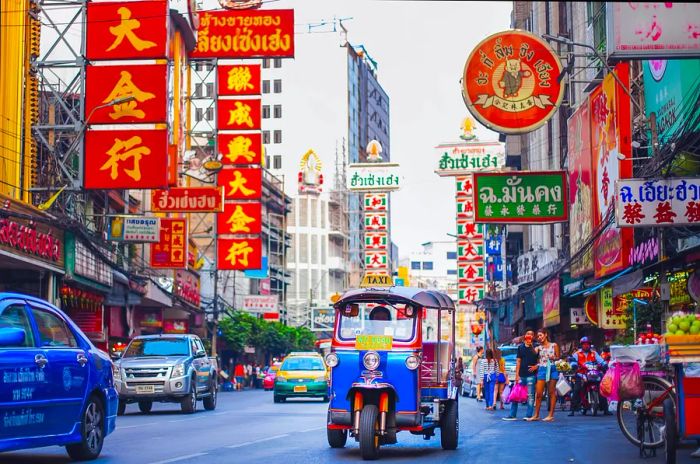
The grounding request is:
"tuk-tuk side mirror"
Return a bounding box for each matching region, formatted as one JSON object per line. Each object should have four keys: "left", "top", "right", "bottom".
{"left": 342, "top": 303, "right": 359, "bottom": 317}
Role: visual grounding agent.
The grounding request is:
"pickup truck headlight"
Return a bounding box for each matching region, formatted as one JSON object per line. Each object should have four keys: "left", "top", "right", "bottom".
{"left": 112, "top": 363, "right": 121, "bottom": 380}
{"left": 171, "top": 364, "right": 186, "bottom": 378}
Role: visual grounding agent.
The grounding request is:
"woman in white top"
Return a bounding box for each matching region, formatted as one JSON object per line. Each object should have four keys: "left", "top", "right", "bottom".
{"left": 479, "top": 349, "right": 498, "bottom": 410}
{"left": 527, "top": 328, "right": 560, "bottom": 422}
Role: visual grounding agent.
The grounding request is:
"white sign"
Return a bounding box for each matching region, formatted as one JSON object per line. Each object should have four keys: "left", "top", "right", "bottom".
{"left": 347, "top": 163, "right": 401, "bottom": 192}
{"left": 607, "top": 3, "right": 700, "bottom": 59}
{"left": 311, "top": 307, "right": 334, "bottom": 332}
{"left": 516, "top": 248, "right": 558, "bottom": 285}
{"left": 570, "top": 307, "right": 590, "bottom": 326}
{"left": 615, "top": 178, "right": 700, "bottom": 227}
{"left": 108, "top": 216, "right": 160, "bottom": 242}
{"left": 242, "top": 295, "right": 279, "bottom": 313}
{"left": 435, "top": 141, "right": 505, "bottom": 177}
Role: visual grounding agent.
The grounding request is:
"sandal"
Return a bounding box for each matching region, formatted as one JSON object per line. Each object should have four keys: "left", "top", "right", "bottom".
{"left": 525, "top": 416, "right": 540, "bottom": 421}
{"left": 543, "top": 416, "right": 554, "bottom": 422}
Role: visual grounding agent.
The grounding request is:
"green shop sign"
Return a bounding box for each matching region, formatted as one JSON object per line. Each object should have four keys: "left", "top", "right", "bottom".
{"left": 473, "top": 171, "right": 568, "bottom": 224}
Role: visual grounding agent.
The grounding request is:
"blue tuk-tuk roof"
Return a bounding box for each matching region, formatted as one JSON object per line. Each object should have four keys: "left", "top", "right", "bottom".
{"left": 333, "top": 287, "right": 455, "bottom": 311}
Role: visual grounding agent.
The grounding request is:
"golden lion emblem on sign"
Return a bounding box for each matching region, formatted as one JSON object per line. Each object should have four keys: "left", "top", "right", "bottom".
{"left": 497, "top": 59, "right": 534, "bottom": 100}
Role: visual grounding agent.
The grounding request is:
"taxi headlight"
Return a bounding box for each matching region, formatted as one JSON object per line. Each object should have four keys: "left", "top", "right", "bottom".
{"left": 405, "top": 355, "right": 420, "bottom": 370}
{"left": 363, "top": 351, "right": 380, "bottom": 371}
{"left": 325, "top": 352, "right": 339, "bottom": 368}
{"left": 171, "top": 363, "right": 185, "bottom": 378}
{"left": 276, "top": 375, "right": 287, "bottom": 383}
{"left": 314, "top": 376, "right": 327, "bottom": 382}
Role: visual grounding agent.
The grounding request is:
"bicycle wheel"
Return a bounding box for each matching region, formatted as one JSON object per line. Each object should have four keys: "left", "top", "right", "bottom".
{"left": 617, "top": 375, "right": 675, "bottom": 449}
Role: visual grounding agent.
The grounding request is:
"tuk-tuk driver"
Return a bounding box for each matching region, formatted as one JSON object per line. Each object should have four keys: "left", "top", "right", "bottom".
{"left": 369, "top": 306, "right": 391, "bottom": 321}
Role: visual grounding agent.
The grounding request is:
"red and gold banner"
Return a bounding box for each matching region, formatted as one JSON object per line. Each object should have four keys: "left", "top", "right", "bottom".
{"left": 217, "top": 237, "right": 262, "bottom": 270}
{"left": 85, "top": 64, "right": 168, "bottom": 124}
{"left": 218, "top": 132, "right": 263, "bottom": 166}
{"left": 150, "top": 218, "right": 188, "bottom": 269}
{"left": 190, "top": 9, "right": 294, "bottom": 58}
{"left": 84, "top": 129, "right": 168, "bottom": 189}
{"left": 217, "top": 202, "right": 262, "bottom": 235}
{"left": 86, "top": 1, "right": 169, "bottom": 60}
{"left": 151, "top": 187, "right": 224, "bottom": 213}
{"left": 217, "top": 98, "right": 262, "bottom": 130}
{"left": 218, "top": 64, "right": 262, "bottom": 96}
{"left": 218, "top": 167, "right": 263, "bottom": 200}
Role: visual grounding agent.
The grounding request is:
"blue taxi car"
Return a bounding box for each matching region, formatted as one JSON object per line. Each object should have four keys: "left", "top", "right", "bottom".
{"left": 0, "top": 293, "right": 117, "bottom": 461}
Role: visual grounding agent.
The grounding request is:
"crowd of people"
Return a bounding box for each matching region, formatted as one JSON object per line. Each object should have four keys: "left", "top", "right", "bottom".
{"left": 221, "top": 361, "right": 268, "bottom": 391}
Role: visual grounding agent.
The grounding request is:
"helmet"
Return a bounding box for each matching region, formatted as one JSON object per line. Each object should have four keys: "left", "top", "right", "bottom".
{"left": 580, "top": 336, "right": 590, "bottom": 344}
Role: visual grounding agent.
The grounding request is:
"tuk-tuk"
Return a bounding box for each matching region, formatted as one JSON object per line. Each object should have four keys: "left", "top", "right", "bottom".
{"left": 324, "top": 286, "right": 459, "bottom": 460}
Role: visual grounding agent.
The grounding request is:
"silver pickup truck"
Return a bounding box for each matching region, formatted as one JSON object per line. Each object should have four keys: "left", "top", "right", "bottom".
{"left": 113, "top": 334, "right": 217, "bottom": 414}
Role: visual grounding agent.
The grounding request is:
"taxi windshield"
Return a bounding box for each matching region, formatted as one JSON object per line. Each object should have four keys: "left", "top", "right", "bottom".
{"left": 281, "top": 357, "right": 325, "bottom": 371}
{"left": 338, "top": 303, "right": 416, "bottom": 342}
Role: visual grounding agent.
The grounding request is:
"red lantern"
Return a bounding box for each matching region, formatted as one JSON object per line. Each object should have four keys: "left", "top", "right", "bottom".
{"left": 471, "top": 323, "right": 483, "bottom": 335}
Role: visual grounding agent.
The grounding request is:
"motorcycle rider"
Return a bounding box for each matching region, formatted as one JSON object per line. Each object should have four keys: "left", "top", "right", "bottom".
{"left": 569, "top": 337, "right": 610, "bottom": 416}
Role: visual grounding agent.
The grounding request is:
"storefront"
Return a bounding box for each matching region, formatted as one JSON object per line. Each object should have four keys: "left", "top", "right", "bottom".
{"left": 0, "top": 195, "right": 64, "bottom": 302}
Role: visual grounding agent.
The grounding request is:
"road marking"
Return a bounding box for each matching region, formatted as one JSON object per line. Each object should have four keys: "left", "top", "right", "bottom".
{"left": 148, "top": 452, "right": 208, "bottom": 464}
{"left": 226, "top": 433, "right": 289, "bottom": 449}
{"left": 298, "top": 426, "right": 325, "bottom": 433}
{"left": 167, "top": 415, "right": 207, "bottom": 423}
{"left": 119, "top": 422, "right": 158, "bottom": 429}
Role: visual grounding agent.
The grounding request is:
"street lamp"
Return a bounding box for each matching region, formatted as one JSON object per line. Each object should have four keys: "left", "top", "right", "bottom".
{"left": 632, "top": 298, "right": 649, "bottom": 341}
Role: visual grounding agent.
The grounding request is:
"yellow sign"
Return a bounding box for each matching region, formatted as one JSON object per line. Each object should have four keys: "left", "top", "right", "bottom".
{"left": 360, "top": 273, "right": 394, "bottom": 288}
{"left": 355, "top": 335, "right": 393, "bottom": 351}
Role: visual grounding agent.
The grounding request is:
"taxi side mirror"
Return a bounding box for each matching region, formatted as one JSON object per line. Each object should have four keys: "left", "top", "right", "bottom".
{"left": 343, "top": 303, "right": 359, "bottom": 317}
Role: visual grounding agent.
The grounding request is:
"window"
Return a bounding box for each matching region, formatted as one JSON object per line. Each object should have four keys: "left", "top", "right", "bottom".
{"left": 273, "top": 155, "right": 282, "bottom": 170}
{"left": 273, "top": 105, "right": 282, "bottom": 118}
{"left": 263, "top": 131, "right": 271, "bottom": 144}
{"left": 446, "top": 251, "right": 457, "bottom": 260}
{"left": 262, "top": 105, "right": 270, "bottom": 119}
{"left": 205, "top": 83, "right": 214, "bottom": 98}
{"left": 31, "top": 308, "right": 77, "bottom": 348}
{"left": 262, "top": 80, "right": 270, "bottom": 94}
{"left": 273, "top": 130, "right": 282, "bottom": 144}
{"left": 193, "top": 83, "right": 203, "bottom": 98}
{"left": 273, "top": 79, "right": 282, "bottom": 93}
{"left": 422, "top": 262, "right": 434, "bottom": 270}
{"left": 447, "top": 269, "right": 457, "bottom": 275}
{"left": 273, "top": 58, "right": 282, "bottom": 68}
{"left": 262, "top": 58, "right": 270, "bottom": 68}
{"left": 205, "top": 107, "right": 213, "bottom": 121}
{"left": 124, "top": 338, "right": 189, "bottom": 357}
{"left": 411, "top": 261, "right": 421, "bottom": 270}
{"left": 195, "top": 108, "right": 204, "bottom": 122}
{"left": 265, "top": 155, "right": 271, "bottom": 168}
{"left": 0, "top": 304, "right": 34, "bottom": 347}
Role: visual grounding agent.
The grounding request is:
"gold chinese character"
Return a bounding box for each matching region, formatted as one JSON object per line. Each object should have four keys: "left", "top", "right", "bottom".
{"left": 227, "top": 66, "right": 254, "bottom": 92}
{"left": 226, "top": 205, "right": 256, "bottom": 233}
{"left": 227, "top": 170, "right": 256, "bottom": 197}
{"left": 226, "top": 102, "right": 254, "bottom": 127}
{"left": 103, "top": 71, "right": 155, "bottom": 120}
{"left": 100, "top": 136, "right": 151, "bottom": 181}
{"left": 106, "top": 7, "right": 157, "bottom": 52}
{"left": 225, "top": 136, "right": 256, "bottom": 163}
{"left": 225, "top": 241, "right": 254, "bottom": 267}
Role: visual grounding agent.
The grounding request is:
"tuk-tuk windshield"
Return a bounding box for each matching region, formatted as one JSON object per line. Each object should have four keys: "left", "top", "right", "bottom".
{"left": 338, "top": 303, "right": 416, "bottom": 342}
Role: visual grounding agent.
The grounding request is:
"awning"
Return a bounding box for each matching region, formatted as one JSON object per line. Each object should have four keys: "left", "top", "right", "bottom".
{"left": 140, "top": 280, "right": 173, "bottom": 308}
{"left": 104, "top": 271, "right": 142, "bottom": 306}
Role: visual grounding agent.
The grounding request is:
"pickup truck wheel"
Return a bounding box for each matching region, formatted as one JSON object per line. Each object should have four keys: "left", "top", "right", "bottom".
{"left": 66, "top": 395, "right": 104, "bottom": 461}
{"left": 203, "top": 380, "right": 217, "bottom": 411}
{"left": 138, "top": 401, "right": 152, "bottom": 414}
{"left": 180, "top": 382, "right": 197, "bottom": 414}
{"left": 117, "top": 400, "right": 126, "bottom": 416}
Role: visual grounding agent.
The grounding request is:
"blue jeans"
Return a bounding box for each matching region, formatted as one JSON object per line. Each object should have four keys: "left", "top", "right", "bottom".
{"left": 507, "top": 375, "right": 536, "bottom": 418}
{"left": 483, "top": 375, "right": 496, "bottom": 408}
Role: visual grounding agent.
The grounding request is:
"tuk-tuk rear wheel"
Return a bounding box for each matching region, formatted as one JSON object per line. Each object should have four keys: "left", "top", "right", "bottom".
{"left": 359, "top": 404, "right": 380, "bottom": 460}
{"left": 440, "top": 400, "right": 458, "bottom": 450}
{"left": 327, "top": 427, "right": 347, "bottom": 448}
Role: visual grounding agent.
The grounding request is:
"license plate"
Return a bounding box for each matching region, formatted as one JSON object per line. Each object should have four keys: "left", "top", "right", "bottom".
{"left": 135, "top": 385, "right": 155, "bottom": 394}
{"left": 293, "top": 385, "right": 307, "bottom": 393}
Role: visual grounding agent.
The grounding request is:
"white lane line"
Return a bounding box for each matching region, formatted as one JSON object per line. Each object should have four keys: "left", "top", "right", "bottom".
{"left": 298, "top": 426, "right": 325, "bottom": 433}
{"left": 119, "top": 422, "right": 158, "bottom": 429}
{"left": 167, "top": 415, "right": 207, "bottom": 423}
{"left": 148, "top": 452, "right": 208, "bottom": 464}
{"left": 226, "top": 433, "right": 289, "bottom": 449}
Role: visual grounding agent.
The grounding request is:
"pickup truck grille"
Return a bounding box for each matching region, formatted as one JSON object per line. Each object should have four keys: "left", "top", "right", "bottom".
{"left": 124, "top": 367, "right": 170, "bottom": 379}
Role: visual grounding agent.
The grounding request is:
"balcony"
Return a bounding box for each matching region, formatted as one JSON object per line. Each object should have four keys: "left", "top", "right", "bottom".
{"left": 328, "top": 256, "right": 346, "bottom": 272}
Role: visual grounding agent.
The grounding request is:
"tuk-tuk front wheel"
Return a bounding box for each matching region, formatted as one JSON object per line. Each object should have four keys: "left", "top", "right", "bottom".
{"left": 327, "top": 427, "right": 348, "bottom": 448}
{"left": 440, "top": 400, "right": 458, "bottom": 450}
{"left": 359, "top": 404, "right": 380, "bottom": 460}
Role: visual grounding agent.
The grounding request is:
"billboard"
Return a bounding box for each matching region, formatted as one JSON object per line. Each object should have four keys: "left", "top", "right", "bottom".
{"left": 218, "top": 64, "right": 262, "bottom": 96}
{"left": 108, "top": 216, "right": 160, "bottom": 242}
{"left": 435, "top": 141, "right": 505, "bottom": 176}
{"left": 347, "top": 163, "right": 401, "bottom": 191}
{"left": 217, "top": 237, "right": 262, "bottom": 270}
{"left": 217, "top": 202, "right": 262, "bottom": 234}
{"left": 615, "top": 178, "right": 700, "bottom": 227}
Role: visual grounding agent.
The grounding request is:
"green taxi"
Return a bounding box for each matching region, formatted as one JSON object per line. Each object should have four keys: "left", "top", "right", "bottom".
{"left": 273, "top": 352, "right": 329, "bottom": 403}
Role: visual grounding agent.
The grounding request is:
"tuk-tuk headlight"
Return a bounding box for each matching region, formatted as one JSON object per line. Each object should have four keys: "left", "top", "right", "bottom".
{"left": 325, "top": 352, "right": 339, "bottom": 368}
{"left": 405, "top": 355, "right": 420, "bottom": 370}
{"left": 363, "top": 351, "right": 380, "bottom": 371}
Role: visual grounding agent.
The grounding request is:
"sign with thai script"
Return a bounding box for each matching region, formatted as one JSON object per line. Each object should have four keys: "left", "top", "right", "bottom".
{"left": 311, "top": 307, "right": 334, "bottom": 332}
{"left": 543, "top": 279, "right": 560, "bottom": 328}
{"left": 190, "top": 9, "right": 294, "bottom": 58}
{"left": 570, "top": 307, "right": 590, "bottom": 326}
{"left": 347, "top": 163, "right": 401, "bottom": 192}
{"left": 0, "top": 217, "right": 62, "bottom": 267}
{"left": 108, "top": 216, "right": 160, "bottom": 242}
{"left": 355, "top": 335, "right": 393, "bottom": 351}
{"left": 174, "top": 269, "right": 201, "bottom": 308}
{"left": 151, "top": 187, "right": 223, "bottom": 213}
{"left": 606, "top": 3, "right": 700, "bottom": 59}
{"left": 473, "top": 171, "right": 568, "bottom": 223}
{"left": 150, "top": 218, "right": 188, "bottom": 269}
{"left": 462, "top": 30, "right": 565, "bottom": 134}
{"left": 217, "top": 237, "right": 262, "bottom": 270}
{"left": 435, "top": 141, "right": 505, "bottom": 176}
{"left": 242, "top": 294, "right": 278, "bottom": 313}
{"left": 616, "top": 178, "right": 700, "bottom": 227}
{"left": 599, "top": 286, "right": 625, "bottom": 330}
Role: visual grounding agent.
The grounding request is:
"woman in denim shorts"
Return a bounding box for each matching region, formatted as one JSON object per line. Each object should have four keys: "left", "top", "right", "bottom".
{"left": 527, "top": 328, "right": 560, "bottom": 422}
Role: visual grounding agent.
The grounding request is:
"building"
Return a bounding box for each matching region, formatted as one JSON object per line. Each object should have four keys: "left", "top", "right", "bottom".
{"left": 406, "top": 241, "right": 458, "bottom": 296}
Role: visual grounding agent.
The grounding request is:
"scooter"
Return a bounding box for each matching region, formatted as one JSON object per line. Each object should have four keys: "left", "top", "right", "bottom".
{"left": 579, "top": 362, "right": 603, "bottom": 416}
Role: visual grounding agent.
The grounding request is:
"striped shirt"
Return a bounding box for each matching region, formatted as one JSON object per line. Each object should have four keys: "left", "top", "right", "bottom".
{"left": 478, "top": 358, "right": 497, "bottom": 379}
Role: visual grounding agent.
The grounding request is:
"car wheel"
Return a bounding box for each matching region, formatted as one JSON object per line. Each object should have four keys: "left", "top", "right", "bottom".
{"left": 117, "top": 400, "right": 126, "bottom": 416}
{"left": 66, "top": 395, "right": 105, "bottom": 461}
{"left": 138, "top": 400, "right": 152, "bottom": 414}
{"left": 274, "top": 394, "right": 285, "bottom": 403}
{"left": 440, "top": 399, "right": 459, "bottom": 450}
{"left": 180, "top": 381, "right": 197, "bottom": 414}
{"left": 203, "top": 380, "right": 218, "bottom": 411}
{"left": 327, "top": 427, "right": 348, "bottom": 448}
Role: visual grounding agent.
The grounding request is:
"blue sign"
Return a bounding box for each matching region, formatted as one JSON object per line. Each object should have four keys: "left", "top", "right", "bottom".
{"left": 394, "top": 278, "right": 405, "bottom": 287}
{"left": 485, "top": 225, "right": 503, "bottom": 255}
{"left": 244, "top": 256, "right": 269, "bottom": 279}
{"left": 486, "top": 256, "right": 512, "bottom": 280}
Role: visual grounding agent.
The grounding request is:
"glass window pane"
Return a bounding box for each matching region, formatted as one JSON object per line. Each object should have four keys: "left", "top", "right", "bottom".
{"left": 262, "top": 80, "right": 270, "bottom": 93}
{"left": 411, "top": 261, "right": 421, "bottom": 270}
{"left": 0, "top": 304, "right": 35, "bottom": 347}
{"left": 31, "top": 308, "right": 77, "bottom": 348}
{"left": 311, "top": 234, "right": 318, "bottom": 264}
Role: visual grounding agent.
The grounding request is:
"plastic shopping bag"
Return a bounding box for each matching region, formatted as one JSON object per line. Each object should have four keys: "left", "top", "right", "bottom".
{"left": 556, "top": 374, "right": 572, "bottom": 397}
{"left": 618, "top": 362, "right": 644, "bottom": 400}
{"left": 600, "top": 362, "right": 619, "bottom": 401}
{"left": 508, "top": 382, "right": 528, "bottom": 404}
{"left": 502, "top": 383, "right": 513, "bottom": 404}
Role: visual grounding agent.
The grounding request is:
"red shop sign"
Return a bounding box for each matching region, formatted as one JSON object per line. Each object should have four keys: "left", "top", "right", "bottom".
{"left": 218, "top": 202, "right": 262, "bottom": 235}
{"left": 217, "top": 237, "right": 262, "bottom": 270}
{"left": 150, "top": 218, "right": 188, "bottom": 269}
{"left": 218, "top": 64, "right": 262, "bottom": 96}
{"left": 218, "top": 132, "right": 263, "bottom": 166}
{"left": 217, "top": 98, "right": 262, "bottom": 131}
{"left": 218, "top": 168, "right": 263, "bottom": 200}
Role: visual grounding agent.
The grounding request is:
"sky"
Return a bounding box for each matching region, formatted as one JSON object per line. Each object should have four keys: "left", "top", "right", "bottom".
{"left": 271, "top": 0, "right": 513, "bottom": 256}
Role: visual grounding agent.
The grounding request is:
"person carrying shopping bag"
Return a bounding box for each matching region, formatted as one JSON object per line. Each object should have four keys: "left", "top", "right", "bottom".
{"left": 528, "top": 328, "right": 560, "bottom": 422}
{"left": 503, "top": 329, "right": 539, "bottom": 421}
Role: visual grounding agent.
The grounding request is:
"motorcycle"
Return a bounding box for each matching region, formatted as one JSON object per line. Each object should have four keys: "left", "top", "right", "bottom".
{"left": 579, "top": 362, "right": 604, "bottom": 416}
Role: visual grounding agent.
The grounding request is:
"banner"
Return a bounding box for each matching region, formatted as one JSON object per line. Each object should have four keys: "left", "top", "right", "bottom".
{"left": 243, "top": 295, "right": 279, "bottom": 313}
{"left": 218, "top": 168, "right": 263, "bottom": 200}
{"left": 217, "top": 237, "right": 262, "bottom": 270}
{"left": 615, "top": 177, "right": 700, "bottom": 227}
{"left": 217, "top": 202, "right": 262, "bottom": 235}
{"left": 364, "top": 212, "right": 388, "bottom": 231}
{"left": 347, "top": 163, "right": 401, "bottom": 191}
{"left": 364, "top": 193, "right": 388, "bottom": 211}
{"left": 151, "top": 187, "right": 223, "bottom": 213}
{"left": 218, "top": 133, "right": 263, "bottom": 166}
{"left": 217, "top": 64, "right": 262, "bottom": 96}
{"left": 543, "top": 279, "right": 560, "bottom": 328}
{"left": 217, "top": 98, "right": 262, "bottom": 131}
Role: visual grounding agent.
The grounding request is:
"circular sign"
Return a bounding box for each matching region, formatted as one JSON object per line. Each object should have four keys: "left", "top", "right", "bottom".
{"left": 584, "top": 294, "right": 599, "bottom": 326}
{"left": 648, "top": 60, "right": 667, "bottom": 82}
{"left": 462, "top": 30, "right": 565, "bottom": 134}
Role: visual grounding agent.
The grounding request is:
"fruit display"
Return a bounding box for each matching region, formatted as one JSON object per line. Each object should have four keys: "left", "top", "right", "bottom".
{"left": 637, "top": 324, "right": 662, "bottom": 345}
{"left": 664, "top": 311, "right": 700, "bottom": 337}
{"left": 554, "top": 359, "right": 571, "bottom": 373}
{"left": 665, "top": 312, "right": 700, "bottom": 361}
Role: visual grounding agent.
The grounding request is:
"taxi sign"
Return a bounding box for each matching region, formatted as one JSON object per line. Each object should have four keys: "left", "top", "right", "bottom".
{"left": 360, "top": 273, "right": 394, "bottom": 288}
{"left": 355, "top": 335, "right": 393, "bottom": 351}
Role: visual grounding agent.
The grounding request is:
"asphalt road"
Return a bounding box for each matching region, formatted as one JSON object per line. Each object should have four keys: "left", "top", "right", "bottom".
{"left": 2, "top": 389, "right": 696, "bottom": 463}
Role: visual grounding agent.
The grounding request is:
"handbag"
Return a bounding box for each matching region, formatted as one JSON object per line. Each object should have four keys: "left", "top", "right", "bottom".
{"left": 555, "top": 373, "right": 572, "bottom": 397}
{"left": 502, "top": 383, "right": 513, "bottom": 404}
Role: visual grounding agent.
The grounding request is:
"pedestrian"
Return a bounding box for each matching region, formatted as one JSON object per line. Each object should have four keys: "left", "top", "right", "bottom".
{"left": 503, "top": 329, "right": 538, "bottom": 421}
{"left": 234, "top": 362, "right": 245, "bottom": 391}
{"left": 480, "top": 348, "right": 498, "bottom": 410}
{"left": 245, "top": 362, "right": 253, "bottom": 388}
{"left": 254, "top": 364, "right": 262, "bottom": 389}
{"left": 494, "top": 348, "right": 508, "bottom": 410}
{"left": 454, "top": 357, "right": 464, "bottom": 394}
{"left": 528, "top": 328, "right": 560, "bottom": 422}
{"left": 471, "top": 346, "right": 485, "bottom": 401}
